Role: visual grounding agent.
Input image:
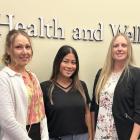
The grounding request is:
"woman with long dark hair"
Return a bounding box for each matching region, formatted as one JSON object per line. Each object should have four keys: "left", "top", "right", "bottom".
{"left": 41, "top": 45, "right": 92, "bottom": 140}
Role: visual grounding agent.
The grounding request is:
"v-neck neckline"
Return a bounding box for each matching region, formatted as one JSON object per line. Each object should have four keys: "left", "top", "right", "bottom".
{"left": 55, "top": 83, "right": 73, "bottom": 93}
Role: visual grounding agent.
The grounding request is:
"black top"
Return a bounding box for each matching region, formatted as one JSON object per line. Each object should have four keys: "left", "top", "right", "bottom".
{"left": 90, "top": 66, "right": 140, "bottom": 140}
{"left": 41, "top": 80, "right": 90, "bottom": 138}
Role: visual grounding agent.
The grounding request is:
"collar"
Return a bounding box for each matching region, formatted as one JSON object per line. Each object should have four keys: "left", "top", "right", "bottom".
{"left": 3, "top": 66, "right": 22, "bottom": 77}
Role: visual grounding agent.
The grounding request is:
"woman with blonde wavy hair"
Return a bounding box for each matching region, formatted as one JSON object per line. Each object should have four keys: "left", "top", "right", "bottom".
{"left": 0, "top": 29, "right": 48, "bottom": 140}
{"left": 90, "top": 33, "right": 140, "bottom": 140}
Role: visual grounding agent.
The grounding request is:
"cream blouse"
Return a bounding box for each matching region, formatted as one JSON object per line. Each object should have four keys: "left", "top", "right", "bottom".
{"left": 95, "top": 72, "right": 122, "bottom": 140}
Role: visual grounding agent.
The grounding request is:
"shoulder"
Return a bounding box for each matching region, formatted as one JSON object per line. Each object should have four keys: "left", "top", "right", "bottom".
{"left": 0, "top": 72, "right": 8, "bottom": 85}
{"left": 0, "top": 67, "right": 13, "bottom": 81}
{"left": 29, "top": 72, "right": 38, "bottom": 81}
{"left": 80, "top": 80, "right": 88, "bottom": 88}
{"left": 28, "top": 71, "right": 39, "bottom": 80}
{"left": 96, "top": 68, "right": 102, "bottom": 77}
{"left": 122, "top": 66, "right": 140, "bottom": 85}
{"left": 129, "top": 65, "right": 140, "bottom": 72}
{"left": 80, "top": 80, "right": 86, "bottom": 85}
{"left": 40, "top": 80, "right": 53, "bottom": 96}
{"left": 29, "top": 71, "right": 36, "bottom": 77}
{"left": 80, "top": 80, "right": 89, "bottom": 94}
{"left": 128, "top": 66, "right": 140, "bottom": 78}
{"left": 40, "top": 80, "right": 52, "bottom": 88}
{"left": 94, "top": 68, "right": 102, "bottom": 83}
{"left": 0, "top": 69, "right": 7, "bottom": 78}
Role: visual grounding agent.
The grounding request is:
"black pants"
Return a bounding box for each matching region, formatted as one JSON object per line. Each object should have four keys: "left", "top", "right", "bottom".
{"left": 26, "top": 122, "right": 41, "bottom": 140}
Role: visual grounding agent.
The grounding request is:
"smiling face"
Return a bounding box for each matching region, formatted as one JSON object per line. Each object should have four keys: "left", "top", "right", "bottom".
{"left": 8, "top": 34, "right": 32, "bottom": 69}
{"left": 59, "top": 53, "right": 77, "bottom": 79}
{"left": 112, "top": 35, "right": 128, "bottom": 64}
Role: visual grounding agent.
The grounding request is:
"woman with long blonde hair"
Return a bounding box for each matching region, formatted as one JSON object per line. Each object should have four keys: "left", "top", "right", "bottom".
{"left": 91, "top": 33, "right": 140, "bottom": 140}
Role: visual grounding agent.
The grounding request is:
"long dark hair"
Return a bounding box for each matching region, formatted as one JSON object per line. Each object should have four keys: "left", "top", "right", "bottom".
{"left": 49, "top": 45, "right": 86, "bottom": 104}
{"left": 50, "top": 45, "right": 79, "bottom": 80}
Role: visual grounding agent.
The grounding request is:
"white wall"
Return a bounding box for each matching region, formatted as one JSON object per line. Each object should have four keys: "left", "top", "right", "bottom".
{"left": 0, "top": 0, "right": 140, "bottom": 97}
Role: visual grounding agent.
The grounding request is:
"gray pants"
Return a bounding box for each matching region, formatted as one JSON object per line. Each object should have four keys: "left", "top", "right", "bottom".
{"left": 49, "top": 133, "right": 88, "bottom": 140}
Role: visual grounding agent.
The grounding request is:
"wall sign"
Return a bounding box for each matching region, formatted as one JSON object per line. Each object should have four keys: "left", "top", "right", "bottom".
{"left": 0, "top": 14, "right": 140, "bottom": 43}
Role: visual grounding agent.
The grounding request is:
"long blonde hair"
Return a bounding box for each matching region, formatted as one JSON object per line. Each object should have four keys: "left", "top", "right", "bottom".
{"left": 95, "top": 33, "right": 135, "bottom": 103}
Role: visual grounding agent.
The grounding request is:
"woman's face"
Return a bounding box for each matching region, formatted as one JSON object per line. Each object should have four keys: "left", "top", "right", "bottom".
{"left": 8, "top": 34, "right": 32, "bottom": 68}
{"left": 112, "top": 35, "right": 128, "bottom": 64}
{"left": 59, "top": 53, "right": 77, "bottom": 79}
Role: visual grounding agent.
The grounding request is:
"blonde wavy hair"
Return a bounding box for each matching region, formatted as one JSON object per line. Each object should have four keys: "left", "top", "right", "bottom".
{"left": 95, "top": 33, "right": 135, "bottom": 103}
{"left": 2, "top": 29, "right": 33, "bottom": 65}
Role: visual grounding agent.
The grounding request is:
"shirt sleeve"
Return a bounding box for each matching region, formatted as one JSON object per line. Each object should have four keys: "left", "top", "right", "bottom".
{"left": 40, "top": 116, "right": 49, "bottom": 140}
{"left": 0, "top": 75, "right": 31, "bottom": 140}
{"left": 133, "top": 68, "right": 140, "bottom": 124}
{"left": 90, "top": 69, "right": 101, "bottom": 112}
{"left": 81, "top": 81, "right": 91, "bottom": 104}
{"left": 40, "top": 81, "right": 52, "bottom": 115}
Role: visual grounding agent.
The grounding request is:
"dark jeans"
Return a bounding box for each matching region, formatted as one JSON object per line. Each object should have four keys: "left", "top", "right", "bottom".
{"left": 49, "top": 133, "right": 88, "bottom": 140}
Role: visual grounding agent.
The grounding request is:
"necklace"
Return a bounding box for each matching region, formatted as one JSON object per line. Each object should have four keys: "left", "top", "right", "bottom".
{"left": 55, "top": 81, "right": 73, "bottom": 89}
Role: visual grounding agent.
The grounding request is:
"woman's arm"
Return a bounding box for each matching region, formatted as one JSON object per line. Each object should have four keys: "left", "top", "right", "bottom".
{"left": 85, "top": 105, "right": 93, "bottom": 140}
{"left": 89, "top": 69, "right": 101, "bottom": 140}
{"left": 91, "top": 112, "right": 95, "bottom": 139}
{"left": 40, "top": 116, "right": 49, "bottom": 140}
{"left": 0, "top": 76, "right": 31, "bottom": 140}
{"left": 130, "top": 123, "right": 140, "bottom": 140}
{"left": 131, "top": 68, "right": 140, "bottom": 139}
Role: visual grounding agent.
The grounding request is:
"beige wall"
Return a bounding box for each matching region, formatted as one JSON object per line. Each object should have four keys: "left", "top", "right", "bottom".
{"left": 0, "top": 0, "right": 140, "bottom": 97}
